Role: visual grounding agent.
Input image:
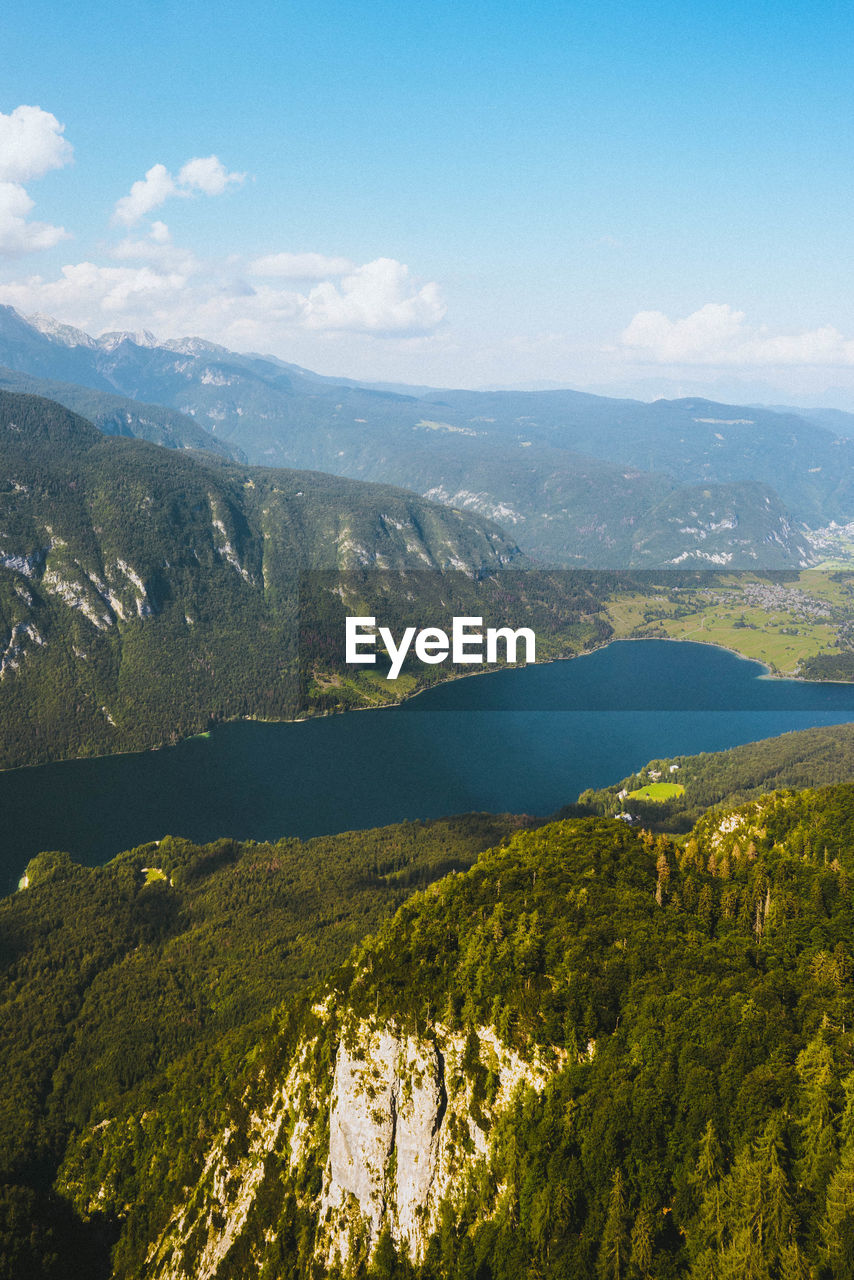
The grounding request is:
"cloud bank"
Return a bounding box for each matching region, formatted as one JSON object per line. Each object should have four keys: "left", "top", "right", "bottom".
{"left": 251, "top": 252, "right": 355, "bottom": 279}
{"left": 0, "top": 250, "right": 446, "bottom": 345}
{"left": 621, "top": 303, "right": 854, "bottom": 367}
{"left": 0, "top": 106, "right": 72, "bottom": 255}
{"left": 303, "top": 259, "right": 446, "bottom": 335}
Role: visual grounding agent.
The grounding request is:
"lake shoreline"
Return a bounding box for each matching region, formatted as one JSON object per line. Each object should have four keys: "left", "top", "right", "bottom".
{"left": 1, "top": 632, "right": 851, "bottom": 778}
{"left": 4, "top": 639, "right": 854, "bottom": 885}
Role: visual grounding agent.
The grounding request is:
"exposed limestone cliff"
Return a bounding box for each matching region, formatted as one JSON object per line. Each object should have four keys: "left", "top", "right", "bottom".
{"left": 77, "top": 1036, "right": 327, "bottom": 1280}
{"left": 318, "top": 1027, "right": 444, "bottom": 1264}
{"left": 117, "top": 1014, "right": 559, "bottom": 1278}
{"left": 316, "top": 1018, "right": 559, "bottom": 1267}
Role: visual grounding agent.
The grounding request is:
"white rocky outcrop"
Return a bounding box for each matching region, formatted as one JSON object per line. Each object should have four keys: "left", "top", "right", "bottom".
{"left": 88, "top": 1017, "right": 558, "bottom": 1280}
{"left": 317, "top": 1020, "right": 556, "bottom": 1267}
{"left": 142, "top": 1039, "right": 321, "bottom": 1280}
{"left": 319, "top": 1028, "right": 444, "bottom": 1263}
{"left": 210, "top": 497, "right": 254, "bottom": 584}
{"left": 423, "top": 485, "right": 525, "bottom": 527}
{"left": 0, "top": 547, "right": 47, "bottom": 577}
{"left": 115, "top": 558, "right": 155, "bottom": 617}
{"left": 42, "top": 565, "right": 114, "bottom": 629}
{"left": 394, "top": 1036, "right": 444, "bottom": 1247}
{"left": 0, "top": 620, "right": 43, "bottom": 679}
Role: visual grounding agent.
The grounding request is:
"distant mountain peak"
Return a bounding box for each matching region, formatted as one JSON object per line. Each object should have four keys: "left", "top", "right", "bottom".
{"left": 23, "top": 311, "right": 232, "bottom": 362}
{"left": 25, "top": 313, "right": 98, "bottom": 349}
{"left": 97, "top": 328, "right": 161, "bottom": 352}
{"left": 162, "top": 336, "right": 231, "bottom": 358}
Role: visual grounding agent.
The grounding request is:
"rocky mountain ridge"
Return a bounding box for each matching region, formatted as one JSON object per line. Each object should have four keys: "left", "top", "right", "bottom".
{"left": 22, "top": 784, "right": 854, "bottom": 1279}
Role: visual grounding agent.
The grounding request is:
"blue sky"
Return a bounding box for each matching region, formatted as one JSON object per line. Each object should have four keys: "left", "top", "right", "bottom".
{"left": 2, "top": 0, "right": 854, "bottom": 401}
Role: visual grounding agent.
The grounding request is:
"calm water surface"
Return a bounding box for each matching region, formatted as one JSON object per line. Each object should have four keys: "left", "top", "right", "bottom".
{"left": 3, "top": 640, "right": 854, "bottom": 889}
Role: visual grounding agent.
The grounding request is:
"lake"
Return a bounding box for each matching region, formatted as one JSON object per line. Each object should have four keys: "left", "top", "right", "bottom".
{"left": 3, "top": 639, "right": 854, "bottom": 890}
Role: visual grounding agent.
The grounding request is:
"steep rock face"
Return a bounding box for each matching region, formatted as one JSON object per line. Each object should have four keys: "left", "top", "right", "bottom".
{"left": 315, "top": 1019, "right": 556, "bottom": 1267}
{"left": 319, "top": 1028, "right": 444, "bottom": 1263}
{"left": 394, "top": 1036, "right": 444, "bottom": 1248}
{"left": 135, "top": 1037, "right": 324, "bottom": 1280}
{"left": 88, "top": 1015, "right": 560, "bottom": 1278}
{"left": 322, "top": 1030, "right": 399, "bottom": 1251}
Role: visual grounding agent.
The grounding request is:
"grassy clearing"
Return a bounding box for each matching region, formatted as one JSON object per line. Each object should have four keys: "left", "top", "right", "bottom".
{"left": 604, "top": 576, "right": 850, "bottom": 675}
{"left": 628, "top": 782, "right": 685, "bottom": 802}
{"left": 655, "top": 610, "right": 835, "bottom": 671}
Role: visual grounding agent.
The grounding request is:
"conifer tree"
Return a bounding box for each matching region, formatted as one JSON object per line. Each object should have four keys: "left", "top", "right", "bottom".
{"left": 689, "top": 1119, "right": 726, "bottom": 1261}
{"left": 820, "top": 1141, "right": 854, "bottom": 1280}
{"left": 795, "top": 1032, "right": 839, "bottom": 1197}
{"left": 629, "top": 1205, "right": 654, "bottom": 1278}
{"left": 598, "top": 1169, "right": 630, "bottom": 1280}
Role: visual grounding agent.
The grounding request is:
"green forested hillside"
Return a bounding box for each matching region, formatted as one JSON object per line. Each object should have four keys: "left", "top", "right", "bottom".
{"left": 0, "top": 812, "right": 525, "bottom": 1279}
{"left": 573, "top": 721, "right": 854, "bottom": 830}
{"left": 4, "top": 785, "right": 854, "bottom": 1277}
{"left": 802, "top": 652, "right": 854, "bottom": 681}
{"left": 0, "top": 391, "right": 610, "bottom": 768}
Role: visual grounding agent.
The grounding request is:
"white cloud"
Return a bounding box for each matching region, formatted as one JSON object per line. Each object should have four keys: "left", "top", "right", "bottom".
{"left": 110, "top": 222, "right": 198, "bottom": 273}
{"left": 177, "top": 155, "right": 245, "bottom": 196}
{"left": 0, "top": 105, "right": 72, "bottom": 183}
{"left": 112, "top": 155, "right": 245, "bottom": 226}
{"left": 0, "top": 261, "right": 190, "bottom": 318}
{"left": 112, "top": 164, "right": 176, "bottom": 227}
{"left": 0, "top": 106, "right": 72, "bottom": 256}
{"left": 250, "top": 251, "right": 355, "bottom": 279}
{"left": 0, "top": 182, "right": 69, "bottom": 255}
{"left": 621, "top": 303, "right": 854, "bottom": 367}
{"left": 0, "top": 251, "right": 445, "bottom": 345}
{"left": 304, "top": 258, "right": 446, "bottom": 335}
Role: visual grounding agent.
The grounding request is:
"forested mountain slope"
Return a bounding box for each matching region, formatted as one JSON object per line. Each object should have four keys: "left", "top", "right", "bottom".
{"left": 1, "top": 391, "right": 607, "bottom": 768}
{"left": 4, "top": 785, "right": 854, "bottom": 1277}
{"left": 0, "top": 812, "right": 526, "bottom": 1279}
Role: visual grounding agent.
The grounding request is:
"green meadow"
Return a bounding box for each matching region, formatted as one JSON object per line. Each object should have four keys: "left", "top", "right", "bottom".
{"left": 605, "top": 571, "right": 854, "bottom": 675}
{"left": 627, "top": 781, "right": 685, "bottom": 801}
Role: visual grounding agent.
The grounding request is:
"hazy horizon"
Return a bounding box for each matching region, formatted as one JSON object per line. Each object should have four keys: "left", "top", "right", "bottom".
{"left": 2, "top": 0, "right": 853, "bottom": 404}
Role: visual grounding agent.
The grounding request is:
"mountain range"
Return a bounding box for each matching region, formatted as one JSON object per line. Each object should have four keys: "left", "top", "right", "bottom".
{"left": 0, "top": 364, "right": 243, "bottom": 461}
{"left": 0, "top": 305, "right": 847, "bottom": 569}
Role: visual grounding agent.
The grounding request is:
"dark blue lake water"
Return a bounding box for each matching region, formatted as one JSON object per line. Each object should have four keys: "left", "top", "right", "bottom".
{"left": 3, "top": 640, "right": 854, "bottom": 889}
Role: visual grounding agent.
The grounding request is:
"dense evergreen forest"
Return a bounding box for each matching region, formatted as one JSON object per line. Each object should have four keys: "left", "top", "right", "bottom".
{"left": 0, "top": 813, "right": 525, "bottom": 1279}
{"left": 802, "top": 652, "right": 854, "bottom": 681}
{"left": 4, "top": 780, "right": 854, "bottom": 1277}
